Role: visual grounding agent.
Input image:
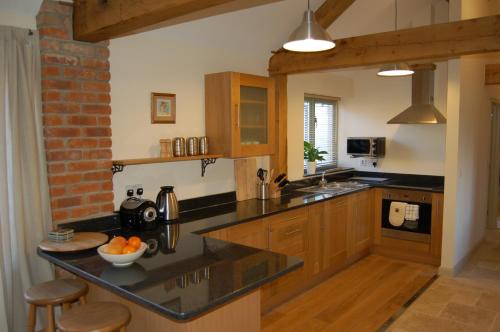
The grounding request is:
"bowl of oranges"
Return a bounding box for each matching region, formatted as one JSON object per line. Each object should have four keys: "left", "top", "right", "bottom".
{"left": 97, "top": 236, "right": 146, "bottom": 267}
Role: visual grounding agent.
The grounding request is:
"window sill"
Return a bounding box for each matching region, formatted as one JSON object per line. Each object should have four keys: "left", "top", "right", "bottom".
{"left": 303, "top": 166, "right": 354, "bottom": 178}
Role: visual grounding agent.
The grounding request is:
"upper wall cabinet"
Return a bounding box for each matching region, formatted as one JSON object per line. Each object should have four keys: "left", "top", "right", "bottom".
{"left": 205, "top": 72, "right": 275, "bottom": 158}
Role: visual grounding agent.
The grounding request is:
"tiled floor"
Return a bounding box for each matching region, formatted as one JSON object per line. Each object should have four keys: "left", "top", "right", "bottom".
{"left": 389, "top": 229, "right": 500, "bottom": 332}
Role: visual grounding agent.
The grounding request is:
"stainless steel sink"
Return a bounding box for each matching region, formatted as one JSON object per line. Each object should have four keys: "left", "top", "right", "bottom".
{"left": 297, "top": 181, "right": 369, "bottom": 195}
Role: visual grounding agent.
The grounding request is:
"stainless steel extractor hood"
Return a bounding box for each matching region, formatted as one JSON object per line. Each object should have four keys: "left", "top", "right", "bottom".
{"left": 387, "top": 64, "right": 446, "bottom": 124}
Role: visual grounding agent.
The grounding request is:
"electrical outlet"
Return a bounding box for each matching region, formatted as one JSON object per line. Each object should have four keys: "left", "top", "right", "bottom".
{"left": 360, "top": 159, "right": 370, "bottom": 167}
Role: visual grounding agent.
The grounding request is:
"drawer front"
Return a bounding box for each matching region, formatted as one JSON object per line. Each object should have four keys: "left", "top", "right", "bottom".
{"left": 226, "top": 219, "right": 269, "bottom": 249}
{"left": 269, "top": 215, "right": 307, "bottom": 256}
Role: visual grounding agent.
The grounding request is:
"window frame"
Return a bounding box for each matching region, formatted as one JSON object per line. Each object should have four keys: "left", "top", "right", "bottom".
{"left": 303, "top": 94, "right": 340, "bottom": 173}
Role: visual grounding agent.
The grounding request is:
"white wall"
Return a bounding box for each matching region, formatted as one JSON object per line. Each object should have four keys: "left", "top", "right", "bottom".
{"left": 440, "top": 0, "right": 500, "bottom": 273}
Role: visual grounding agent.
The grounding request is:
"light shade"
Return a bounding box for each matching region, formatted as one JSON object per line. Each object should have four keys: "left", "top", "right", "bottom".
{"left": 377, "top": 63, "right": 414, "bottom": 77}
{"left": 283, "top": 9, "right": 335, "bottom": 52}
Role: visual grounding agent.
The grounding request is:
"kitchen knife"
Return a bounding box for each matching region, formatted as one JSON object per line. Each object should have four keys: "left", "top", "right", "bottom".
{"left": 274, "top": 173, "right": 286, "bottom": 184}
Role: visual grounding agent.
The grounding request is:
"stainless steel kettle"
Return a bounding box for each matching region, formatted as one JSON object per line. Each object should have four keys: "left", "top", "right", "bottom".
{"left": 156, "top": 186, "right": 179, "bottom": 221}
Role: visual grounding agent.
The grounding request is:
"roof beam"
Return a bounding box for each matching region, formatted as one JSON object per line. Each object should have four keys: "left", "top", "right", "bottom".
{"left": 269, "top": 15, "right": 500, "bottom": 75}
{"left": 486, "top": 64, "right": 500, "bottom": 85}
{"left": 315, "top": 0, "right": 356, "bottom": 29}
{"left": 74, "top": 0, "right": 283, "bottom": 42}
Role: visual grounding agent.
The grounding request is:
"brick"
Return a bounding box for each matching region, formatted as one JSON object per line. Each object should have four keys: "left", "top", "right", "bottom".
{"left": 42, "top": 91, "right": 61, "bottom": 102}
{"left": 83, "top": 127, "right": 111, "bottom": 137}
{"left": 49, "top": 173, "right": 82, "bottom": 185}
{"left": 67, "top": 138, "right": 98, "bottom": 149}
{"left": 39, "top": 1, "right": 72, "bottom": 16}
{"left": 47, "top": 163, "right": 65, "bottom": 174}
{"left": 101, "top": 181, "right": 113, "bottom": 191}
{"left": 83, "top": 149, "right": 112, "bottom": 160}
{"left": 63, "top": 67, "right": 97, "bottom": 80}
{"left": 97, "top": 117, "right": 111, "bottom": 126}
{"left": 98, "top": 94, "right": 111, "bottom": 103}
{"left": 49, "top": 186, "right": 66, "bottom": 197}
{"left": 47, "top": 150, "right": 82, "bottom": 161}
{"left": 42, "top": 53, "right": 78, "bottom": 66}
{"left": 81, "top": 58, "right": 109, "bottom": 70}
{"left": 70, "top": 205, "right": 101, "bottom": 219}
{"left": 82, "top": 105, "right": 111, "bottom": 115}
{"left": 96, "top": 72, "right": 111, "bottom": 81}
{"left": 45, "top": 139, "right": 65, "bottom": 149}
{"left": 43, "top": 114, "right": 64, "bottom": 126}
{"left": 44, "top": 127, "right": 80, "bottom": 138}
{"left": 64, "top": 92, "right": 99, "bottom": 103}
{"left": 61, "top": 43, "right": 96, "bottom": 57}
{"left": 83, "top": 171, "right": 112, "bottom": 181}
{"left": 52, "top": 209, "right": 70, "bottom": 222}
{"left": 42, "top": 66, "right": 61, "bottom": 77}
{"left": 82, "top": 82, "right": 110, "bottom": 92}
{"left": 52, "top": 196, "right": 82, "bottom": 209}
{"left": 36, "top": 12, "right": 65, "bottom": 28}
{"left": 98, "top": 138, "right": 112, "bottom": 148}
{"left": 87, "top": 192, "right": 114, "bottom": 204}
{"left": 66, "top": 115, "right": 97, "bottom": 126}
{"left": 68, "top": 161, "right": 111, "bottom": 172}
{"left": 100, "top": 203, "right": 115, "bottom": 213}
{"left": 42, "top": 79, "right": 81, "bottom": 91}
{"left": 43, "top": 103, "right": 80, "bottom": 114}
{"left": 39, "top": 27, "right": 69, "bottom": 40}
{"left": 96, "top": 47, "right": 110, "bottom": 59}
{"left": 40, "top": 39, "right": 61, "bottom": 52}
{"left": 67, "top": 183, "right": 101, "bottom": 195}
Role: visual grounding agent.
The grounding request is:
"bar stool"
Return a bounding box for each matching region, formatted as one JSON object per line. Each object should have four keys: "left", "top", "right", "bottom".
{"left": 57, "top": 302, "right": 131, "bottom": 332}
{"left": 24, "top": 278, "right": 88, "bottom": 332}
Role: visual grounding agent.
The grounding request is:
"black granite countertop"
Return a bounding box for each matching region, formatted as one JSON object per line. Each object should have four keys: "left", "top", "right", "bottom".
{"left": 39, "top": 171, "right": 444, "bottom": 321}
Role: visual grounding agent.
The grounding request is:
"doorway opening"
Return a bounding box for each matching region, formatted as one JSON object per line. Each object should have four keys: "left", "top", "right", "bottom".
{"left": 487, "top": 102, "right": 500, "bottom": 229}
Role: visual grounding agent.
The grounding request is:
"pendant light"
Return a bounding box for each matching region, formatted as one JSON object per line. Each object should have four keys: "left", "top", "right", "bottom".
{"left": 283, "top": 0, "right": 335, "bottom": 52}
{"left": 377, "top": 0, "right": 414, "bottom": 77}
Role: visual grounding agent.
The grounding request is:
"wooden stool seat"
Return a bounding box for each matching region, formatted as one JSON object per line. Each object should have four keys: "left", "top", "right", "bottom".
{"left": 24, "top": 278, "right": 88, "bottom": 305}
{"left": 57, "top": 302, "right": 131, "bottom": 332}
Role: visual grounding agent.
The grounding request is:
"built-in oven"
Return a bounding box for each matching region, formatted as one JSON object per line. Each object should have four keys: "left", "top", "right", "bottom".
{"left": 381, "top": 189, "right": 433, "bottom": 243}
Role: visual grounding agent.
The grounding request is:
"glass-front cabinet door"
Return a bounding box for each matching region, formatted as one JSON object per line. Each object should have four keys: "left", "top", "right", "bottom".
{"left": 233, "top": 73, "right": 275, "bottom": 157}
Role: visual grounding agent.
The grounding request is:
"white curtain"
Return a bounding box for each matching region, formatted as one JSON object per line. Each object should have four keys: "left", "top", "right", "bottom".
{"left": 0, "top": 25, "right": 53, "bottom": 332}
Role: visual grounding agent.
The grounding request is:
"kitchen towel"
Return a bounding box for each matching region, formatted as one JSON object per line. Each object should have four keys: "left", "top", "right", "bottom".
{"left": 405, "top": 204, "right": 420, "bottom": 221}
{"left": 389, "top": 202, "right": 407, "bottom": 227}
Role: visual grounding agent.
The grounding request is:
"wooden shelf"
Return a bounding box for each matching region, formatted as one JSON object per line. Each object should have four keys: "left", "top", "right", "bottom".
{"left": 113, "top": 154, "right": 223, "bottom": 166}
{"left": 240, "top": 125, "right": 266, "bottom": 129}
{"left": 241, "top": 99, "right": 266, "bottom": 105}
{"left": 112, "top": 154, "right": 223, "bottom": 177}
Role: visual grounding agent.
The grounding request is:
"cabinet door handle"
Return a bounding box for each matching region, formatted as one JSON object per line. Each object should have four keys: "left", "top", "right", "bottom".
{"left": 284, "top": 228, "right": 302, "bottom": 236}
{"left": 235, "top": 104, "right": 240, "bottom": 128}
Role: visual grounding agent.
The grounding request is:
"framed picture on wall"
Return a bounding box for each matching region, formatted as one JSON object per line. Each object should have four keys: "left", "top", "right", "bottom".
{"left": 151, "top": 92, "right": 176, "bottom": 124}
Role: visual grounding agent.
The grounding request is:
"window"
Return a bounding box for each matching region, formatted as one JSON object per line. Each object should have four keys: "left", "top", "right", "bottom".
{"left": 304, "top": 95, "right": 338, "bottom": 171}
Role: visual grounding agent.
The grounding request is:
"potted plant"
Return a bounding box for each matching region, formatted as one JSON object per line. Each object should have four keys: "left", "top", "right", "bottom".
{"left": 304, "top": 141, "right": 327, "bottom": 175}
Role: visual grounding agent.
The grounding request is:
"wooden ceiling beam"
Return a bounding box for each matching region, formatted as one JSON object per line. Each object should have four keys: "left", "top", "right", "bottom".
{"left": 73, "top": 0, "right": 283, "bottom": 42}
{"left": 269, "top": 15, "right": 500, "bottom": 75}
{"left": 485, "top": 64, "right": 500, "bottom": 85}
{"left": 315, "top": 0, "right": 356, "bottom": 29}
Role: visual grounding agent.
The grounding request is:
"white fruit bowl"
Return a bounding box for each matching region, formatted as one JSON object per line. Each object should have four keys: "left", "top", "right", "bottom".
{"left": 97, "top": 242, "right": 147, "bottom": 267}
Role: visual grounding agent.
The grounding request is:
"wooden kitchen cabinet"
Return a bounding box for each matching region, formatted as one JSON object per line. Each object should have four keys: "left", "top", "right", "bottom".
{"left": 348, "top": 190, "right": 373, "bottom": 259}
{"left": 203, "top": 220, "right": 269, "bottom": 250}
{"left": 205, "top": 72, "right": 275, "bottom": 158}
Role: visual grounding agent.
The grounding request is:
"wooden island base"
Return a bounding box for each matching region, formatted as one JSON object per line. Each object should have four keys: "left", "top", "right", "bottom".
{"left": 84, "top": 280, "right": 261, "bottom": 332}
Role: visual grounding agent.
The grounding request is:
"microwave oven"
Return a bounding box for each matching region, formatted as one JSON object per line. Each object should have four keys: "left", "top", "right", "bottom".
{"left": 347, "top": 137, "right": 385, "bottom": 157}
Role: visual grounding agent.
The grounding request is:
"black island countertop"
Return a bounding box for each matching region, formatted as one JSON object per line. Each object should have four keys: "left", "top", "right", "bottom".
{"left": 39, "top": 171, "right": 444, "bottom": 321}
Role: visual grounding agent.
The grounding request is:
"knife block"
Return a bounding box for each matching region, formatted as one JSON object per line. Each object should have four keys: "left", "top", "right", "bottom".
{"left": 269, "top": 181, "right": 281, "bottom": 199}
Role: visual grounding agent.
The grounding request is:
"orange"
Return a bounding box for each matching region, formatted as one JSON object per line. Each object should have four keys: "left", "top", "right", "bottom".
{"left": 109, "top": 236, "right": 127, "bottom": 248}
{"left": 122, "top": 245, "right": 137, "bottom": 254}
{"left": 128, "top": 236, "right": 141, "bottom": 249}
{"left": 105, "top": 244, "right": 123, "bottom": 255}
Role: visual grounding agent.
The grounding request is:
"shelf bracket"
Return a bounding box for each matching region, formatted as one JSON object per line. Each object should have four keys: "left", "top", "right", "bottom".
{"left": 112, "top": 163, "right": 124, "bottom": 175}
{"left": 201, "top": 158, "right": 218, "bottom": 177}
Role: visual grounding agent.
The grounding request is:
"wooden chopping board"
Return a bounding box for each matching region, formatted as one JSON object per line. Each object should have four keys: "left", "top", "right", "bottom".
{"left": 39, "top": 232, "right": 108, "bottom": 252}
{"left": 234, "top": 158, "right": 257, "bottom": 201}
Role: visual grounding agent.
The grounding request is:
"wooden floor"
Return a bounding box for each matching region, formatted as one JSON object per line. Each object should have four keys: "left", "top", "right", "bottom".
{"left": 261, "top": 255, "right": 437, "bottom": 332}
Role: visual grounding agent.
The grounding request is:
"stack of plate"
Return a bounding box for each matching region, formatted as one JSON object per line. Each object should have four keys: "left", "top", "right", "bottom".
{"left": 48, "top": 228, "right": 74, "bottom": 243}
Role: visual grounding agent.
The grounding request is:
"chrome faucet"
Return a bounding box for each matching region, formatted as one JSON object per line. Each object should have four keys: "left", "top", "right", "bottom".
{"left": 319, "top": 171, "right": 327, "bottom": 188}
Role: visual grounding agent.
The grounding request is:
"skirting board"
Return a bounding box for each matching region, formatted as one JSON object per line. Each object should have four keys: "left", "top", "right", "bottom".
{"left": 438, "top": 234, "right": 485, "bottom": 277}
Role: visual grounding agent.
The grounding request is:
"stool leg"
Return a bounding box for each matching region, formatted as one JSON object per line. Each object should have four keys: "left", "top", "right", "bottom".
{"left": 62, "top": 302, "right": 71, "bottom": 311}
{"left": 46, "top": 304, "right": 55, "bottom": 332}
{"left": 27, "top": 303, "right": 36, "bottom": 332}
{"left": 79, "top": 295, "right": 86, "bottom": 305}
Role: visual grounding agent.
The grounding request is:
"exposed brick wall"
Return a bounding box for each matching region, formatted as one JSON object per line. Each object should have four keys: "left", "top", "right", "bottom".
{"left": 37, "top": 0, "right": 114, "bottom": 224}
